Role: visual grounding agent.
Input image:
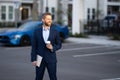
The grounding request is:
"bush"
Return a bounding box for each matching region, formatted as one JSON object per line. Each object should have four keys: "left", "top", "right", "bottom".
{"left": 108, "top": 34, "right": 120, "bottom": 40}
{"left": 0, "top": 22, "right": 15, "bottom": 28}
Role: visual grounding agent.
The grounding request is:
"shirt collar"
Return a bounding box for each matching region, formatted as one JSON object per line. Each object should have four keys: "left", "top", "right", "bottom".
{"left": 43, "top": 26, "right": 50, "bottom": 31}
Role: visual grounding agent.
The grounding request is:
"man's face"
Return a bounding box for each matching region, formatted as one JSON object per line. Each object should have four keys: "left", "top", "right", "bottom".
{"left": 42, "top": 15, "right": 52, "bottom": 27}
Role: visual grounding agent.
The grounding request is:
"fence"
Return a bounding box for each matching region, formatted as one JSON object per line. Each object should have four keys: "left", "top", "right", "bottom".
{"left": 85, "top": 19, "right": 120, "bottom": 35}
{"left": 0, "top": 22, "right": 23, "bottom": 28}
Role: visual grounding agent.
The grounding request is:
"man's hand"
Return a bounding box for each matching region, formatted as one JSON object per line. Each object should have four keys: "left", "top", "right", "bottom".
{"left": 32, "top": 61, "right": 37, "bottom": 66}
{"left": 46, "top": 44, "right": 53, "bottom": 50}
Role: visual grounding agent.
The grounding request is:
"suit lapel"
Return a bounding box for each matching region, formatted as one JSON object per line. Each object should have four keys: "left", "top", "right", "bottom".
{"left": 40, "top": 27, "right": 46, "bottom": 44}
{"left": 47, "top": 27, "right": 53, "bottom": 41}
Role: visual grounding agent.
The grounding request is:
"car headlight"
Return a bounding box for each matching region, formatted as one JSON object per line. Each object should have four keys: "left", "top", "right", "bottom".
{"left": 15, "top": 35, "right": 21, "bottom": 39}
{"left": 11, "top": 35, "right": 21, "bottom": 39}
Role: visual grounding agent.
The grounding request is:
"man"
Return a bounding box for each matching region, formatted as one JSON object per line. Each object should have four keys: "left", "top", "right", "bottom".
{"left": 31, "top": 12, "right": 62, "bottom": 80}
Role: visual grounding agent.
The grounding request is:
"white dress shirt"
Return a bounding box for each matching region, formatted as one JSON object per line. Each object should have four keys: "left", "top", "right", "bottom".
{"left": 42, "top": 26, "right": 50, "bottom": 43}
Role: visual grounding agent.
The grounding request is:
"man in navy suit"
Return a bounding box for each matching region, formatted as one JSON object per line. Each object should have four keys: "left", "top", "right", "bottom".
{"left": 31, "top": 12, "right": 62, "bottom": 80}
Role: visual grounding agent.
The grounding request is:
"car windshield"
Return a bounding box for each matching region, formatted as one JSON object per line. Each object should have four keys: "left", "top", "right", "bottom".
{"left": 18, "top": 22, "right": 41, "bottom": 30}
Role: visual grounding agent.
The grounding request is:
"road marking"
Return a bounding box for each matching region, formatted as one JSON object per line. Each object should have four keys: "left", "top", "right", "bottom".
{"left": 59, "top": 45, "right": 119, "bottom": 52}
{"left": 73, "top": 51, "right": 120, "bottom": 57}
{"left": 63, "top": 43, "right": 81, "bottom": 45}
{"left": 59, "top": 46, "right": 106, "bottom": 52}
{"left": 102, "top": 78, "right": 120, "bottom": 80}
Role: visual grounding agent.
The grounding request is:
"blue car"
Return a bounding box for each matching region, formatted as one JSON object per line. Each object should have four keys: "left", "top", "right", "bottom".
{"left": 0, "top": 21, "right": 69, "bottom": 46}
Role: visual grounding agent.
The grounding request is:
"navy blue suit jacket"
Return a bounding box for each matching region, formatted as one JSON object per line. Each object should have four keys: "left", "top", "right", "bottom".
{"left": 31, "top": 24, "right": 62, "bottom": 63}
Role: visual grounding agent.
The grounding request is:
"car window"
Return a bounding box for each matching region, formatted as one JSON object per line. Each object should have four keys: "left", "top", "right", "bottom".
{"left": 18, "top": 22, "right": 42, "bottom": 30}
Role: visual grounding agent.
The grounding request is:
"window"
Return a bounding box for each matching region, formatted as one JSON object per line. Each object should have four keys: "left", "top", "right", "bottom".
{"left": 1, "top": 6, "right": 6, "bottom": 20}
{"left": 51, "top": 7, "right": 55, "bottom": 20}
{"left": 1, "top": 5, "right": 14, "bottom": 21}
{"left": 52, "top": 7, "right": 55, "bottom": 13}
{"left": 92, "top": 8, "right": 95, "bottom": 20}
{"left": 87, "top": 8, "right": 90, "bottom": 20}
{"left": 8, "top": 6, "right": 13, "bottom": 20}
{"left": 46, "top": 7, "right": 49, "bottom": 12}
{"left": 87, "top": 15, "right": 90, "bottom": 20}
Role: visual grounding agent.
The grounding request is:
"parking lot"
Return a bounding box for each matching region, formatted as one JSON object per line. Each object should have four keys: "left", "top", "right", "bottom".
{"left": 0, "top": 41, "right": 120, "bottom": 80}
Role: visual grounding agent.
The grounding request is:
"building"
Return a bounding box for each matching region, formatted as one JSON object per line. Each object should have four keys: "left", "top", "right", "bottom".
{"left": 0, "top": 0, "right": 58, "bottom": 23}
{"left": 0, "top": 0, "right": 120, "bottom": 34}
{"left": 72, "top": 0, "right": 120, "bottom": 34}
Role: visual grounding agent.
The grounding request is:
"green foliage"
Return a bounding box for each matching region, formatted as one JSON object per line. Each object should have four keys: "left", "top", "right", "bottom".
{"left": 56, "top": 20, "right": 66, "bottom": 25}
{"left": 0, "top": 22, "right": 15, "bottom": 28}
{"left": 109, "top": 34, "right": 120, "bottom": 40}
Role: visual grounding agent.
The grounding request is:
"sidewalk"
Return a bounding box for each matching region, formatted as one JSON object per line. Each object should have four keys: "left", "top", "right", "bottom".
{"left": 66, "top": 35, "right": 120, "bottom": 46}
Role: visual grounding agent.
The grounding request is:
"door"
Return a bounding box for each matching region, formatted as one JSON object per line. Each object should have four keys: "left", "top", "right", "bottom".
{"left": 21, "top": 8, "right": 29, "bottom": 20}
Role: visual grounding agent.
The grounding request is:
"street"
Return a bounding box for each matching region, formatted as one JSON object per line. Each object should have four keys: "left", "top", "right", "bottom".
{"left": 0, "top": 42, "right": 120, "bottom": 80}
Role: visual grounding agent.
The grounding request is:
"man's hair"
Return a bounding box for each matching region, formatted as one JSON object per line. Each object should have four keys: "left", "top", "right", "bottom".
{"left": 42, "top": 12, "right": 52, "bottom": 19}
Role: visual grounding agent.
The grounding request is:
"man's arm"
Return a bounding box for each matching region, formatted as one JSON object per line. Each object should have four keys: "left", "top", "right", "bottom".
{"left": 52, "top": 31, "right": 62, "bottom": 52}
{"left": 31, "top": 30, "right": 37, "bottom": 62}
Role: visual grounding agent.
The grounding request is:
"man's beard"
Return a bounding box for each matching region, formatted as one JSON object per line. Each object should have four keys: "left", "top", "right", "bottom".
{"left": 44, "top": 22, "right": 51, "bottom": 26}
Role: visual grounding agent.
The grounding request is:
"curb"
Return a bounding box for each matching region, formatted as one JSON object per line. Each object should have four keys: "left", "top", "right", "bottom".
{"left": 66, "top": 37, "right": 120, "bottom": 46}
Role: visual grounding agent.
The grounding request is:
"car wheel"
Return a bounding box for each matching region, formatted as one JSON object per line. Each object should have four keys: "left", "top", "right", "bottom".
{"left": 20, "top": 35, "right": 30, "bottom": 46}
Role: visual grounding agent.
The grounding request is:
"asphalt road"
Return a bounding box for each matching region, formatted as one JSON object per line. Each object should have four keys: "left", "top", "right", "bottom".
{"left": 0, "top": 42, "right": 120, "bottom": 80}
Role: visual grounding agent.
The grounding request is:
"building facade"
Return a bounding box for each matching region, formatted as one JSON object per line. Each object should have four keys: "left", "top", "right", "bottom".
{"left": 72, "top": 0, "right": 120, "bottom": 34}
{"left": 0, "top": 0, "right": 58, "bottom": 22}
{"left": 0, "top": 0, "right": 120, "bottom": 34}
